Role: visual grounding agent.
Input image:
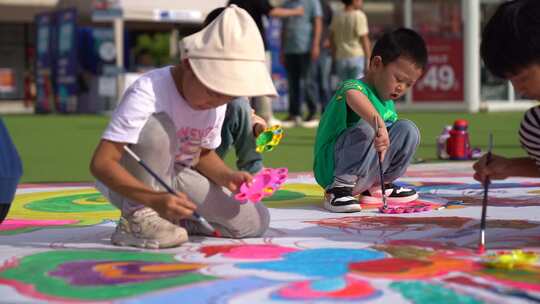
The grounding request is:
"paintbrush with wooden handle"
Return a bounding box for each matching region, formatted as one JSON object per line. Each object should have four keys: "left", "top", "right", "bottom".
{"left": 123, "top": 146, "right": 221, "bottom": 237}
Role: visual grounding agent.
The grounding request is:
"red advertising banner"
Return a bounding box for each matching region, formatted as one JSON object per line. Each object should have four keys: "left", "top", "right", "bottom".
{"left": 0, "top": 68, "right": 15, "bottom": 93}
{"left": 413, "top": 37, "right": 464, "bottom": 102}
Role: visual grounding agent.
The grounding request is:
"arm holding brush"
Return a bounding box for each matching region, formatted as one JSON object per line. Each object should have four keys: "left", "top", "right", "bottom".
{"left": 345, "top": 89, "right": 390, "bottom": 160}
{"left": 473, "top": 155, "right": 540, "bottom": 184}
{"left": 90, "top": 140, "right": 197, "bottom": 222}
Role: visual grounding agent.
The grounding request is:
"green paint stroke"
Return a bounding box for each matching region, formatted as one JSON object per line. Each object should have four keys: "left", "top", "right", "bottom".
{"left": 25, "top": 193, "right": 116, "bottom": 212}
{"left": 0, "top": 250, "right": 216, "bottom": 300}
{"left": 265, "top": 197, "right": 322, "bottom": 208}
{"left": 373, "top": 245, "right": 433, "bottom": 260}
{"left": 262, "top": 190, "right": 305, "bottom": 202}
{"left": 262, "top": 189, "right": 324, "bottom": 208}
{"left": 390, "top": 281, "right": 483, "bottom": 304}
{"left": 481, "top": 268, "right": 540, "bottom": 285}
{"left": 0, "top": 226, "right": 74, "bottom": 236}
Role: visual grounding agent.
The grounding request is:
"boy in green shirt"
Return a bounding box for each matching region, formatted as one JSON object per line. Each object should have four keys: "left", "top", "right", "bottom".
{"left": 313, "top": 28, "right": 428, "bottom": 212}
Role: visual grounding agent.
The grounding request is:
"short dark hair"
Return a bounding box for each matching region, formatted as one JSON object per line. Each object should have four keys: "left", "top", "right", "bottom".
{"left": 481, "top": 0, "right": 540, "bottom": 78}
{"left": 371, "top": 28, "right": 428, "bottom": 70}
{"left": 341, "top": 0, "right": 353, "bottom": 6}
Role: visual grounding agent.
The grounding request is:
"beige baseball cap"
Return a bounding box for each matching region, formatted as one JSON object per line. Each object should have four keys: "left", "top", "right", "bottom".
{"left": 181, "top": 5, "right": 277, "bottom": 97}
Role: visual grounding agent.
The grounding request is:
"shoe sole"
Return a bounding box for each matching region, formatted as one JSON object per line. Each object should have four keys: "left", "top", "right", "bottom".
{"left": 111, "top": 231, "right": 188, "bottom": 249}
{"left": 300, "top": 120, "right": 319, "bottom": 128}
{"left": 360, "top": 193, "right": 419, "bottom": 205}
{"left": 324, "top": 201, "right": 362, "bottom": 213}
{"left": 281, "top": 121, "right": 298, "bottom": 128}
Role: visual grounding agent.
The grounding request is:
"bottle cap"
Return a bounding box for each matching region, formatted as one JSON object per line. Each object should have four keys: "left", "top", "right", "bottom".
{"left": 454, "top": 119, "right": 468, "bottom": 130}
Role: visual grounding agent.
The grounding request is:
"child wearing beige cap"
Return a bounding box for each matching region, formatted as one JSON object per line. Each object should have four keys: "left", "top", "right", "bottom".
{"left": 90, "top": 5, "right": 277, "bottom": 249}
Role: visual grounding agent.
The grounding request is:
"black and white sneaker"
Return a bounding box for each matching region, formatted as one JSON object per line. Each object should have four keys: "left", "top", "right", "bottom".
{"left": 360, "top": 183, "right": 418, "bottom": 205}
{"left": 324, "top": 186, "right": 362, "bottom": 213}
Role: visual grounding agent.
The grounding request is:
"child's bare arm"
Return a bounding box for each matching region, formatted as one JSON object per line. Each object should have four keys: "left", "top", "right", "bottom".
{"left": 251, "top": 110, "right": 267, "bottom": 137}
{"left": 473, "top": 154, "right": 540, "bottom": 183}
{"left": 345, "top": 90, "right": 389, "bottom": 160}
{"left": 329, "top": 32, "right": 336, "bottom": 59}
{"left": 90, "top": 139, "right": 196, "bottom": 220}
{"left": 195, "top": 148, "right": 252, "bottom": 192}
{"left": 311, "top": 16, "right": 322, "bottom": 60}
{"left": 360, "top": 35, "right": 371, "bottom": 70}
{"left": 269, "top": 6, "right": 304, "bottom": 17}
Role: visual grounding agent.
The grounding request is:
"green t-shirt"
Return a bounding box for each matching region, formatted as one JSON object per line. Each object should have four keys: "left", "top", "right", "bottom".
{"left": 313, "top": 79, "right": 398, "bottom": 188}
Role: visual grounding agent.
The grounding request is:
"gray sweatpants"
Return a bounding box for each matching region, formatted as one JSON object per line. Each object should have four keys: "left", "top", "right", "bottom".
{"left": 98, "top": 113, "right": 270, "bottom": 238}
{"left": 332, "top": 119, "right": 420, "bottom": 195}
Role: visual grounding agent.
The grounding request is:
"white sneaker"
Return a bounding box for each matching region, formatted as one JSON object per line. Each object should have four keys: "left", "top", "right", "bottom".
{"left": 300, "top": 119, "right": 319, "bottom": 128}
{"left": 281, "top": 116, "right": 302, "bottom": 128}
{"left": 360, "top": 183, "right": 419, "bottom": 205}
{"left": 324, "top": 186, "right": 362, "bottom": 213}
{"left": 111, "top": 207, "right": 188, "bottom": 249}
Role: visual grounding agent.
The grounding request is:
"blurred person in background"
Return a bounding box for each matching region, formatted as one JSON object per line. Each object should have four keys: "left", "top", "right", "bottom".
{"left": 330, "top": 0, "right": 371, "bottom": 86}
{"left": 228, "top": 0, "right": 304, "bottom": 125}
{"left": 306, "top": 0, "right": 333, "bottom": 119}
{"left": 280, "top": 0, "right": 322, "bottom": 127}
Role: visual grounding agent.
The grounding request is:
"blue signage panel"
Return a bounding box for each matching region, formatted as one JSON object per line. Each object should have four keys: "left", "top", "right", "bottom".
{"left": 34, "top": 13, "right": 55, "bottom": 113}
{"left": 266, "top": 18, "right": 288, "bottom": 112}
{"left": 55, "top": 9, "right": 78, "bottom": 113}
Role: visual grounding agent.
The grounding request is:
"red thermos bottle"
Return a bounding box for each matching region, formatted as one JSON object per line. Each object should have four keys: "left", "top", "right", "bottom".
{"left": 446, "top": 119, "right": 471, "bottom": 160}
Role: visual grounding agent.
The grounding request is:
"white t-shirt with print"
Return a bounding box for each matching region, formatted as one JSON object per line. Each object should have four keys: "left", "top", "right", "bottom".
{"left": 102, "top": 66, "right": 226, "bottom": 168}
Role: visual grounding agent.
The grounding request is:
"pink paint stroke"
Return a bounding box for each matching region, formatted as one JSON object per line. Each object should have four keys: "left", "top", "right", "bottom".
{"left": 18, "top": 182, "right": 95, "bottom": 189}
{"left": 224, "top": 245, "right": 297, "bottom": 259}
{"left": 0, "top": 219, "right": 79, "bottom": 231}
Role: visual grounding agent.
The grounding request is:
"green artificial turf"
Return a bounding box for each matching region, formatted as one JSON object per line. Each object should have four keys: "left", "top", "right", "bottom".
{"left": 2, "top": 111, "right": 527, "bottom": 183}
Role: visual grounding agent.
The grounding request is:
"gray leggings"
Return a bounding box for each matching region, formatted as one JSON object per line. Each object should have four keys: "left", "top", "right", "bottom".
{"left": 99, "top": 113, "right": 270, "bottom": 238}
{"left": 333, "top": 119, "right": 420, "bottom": 195}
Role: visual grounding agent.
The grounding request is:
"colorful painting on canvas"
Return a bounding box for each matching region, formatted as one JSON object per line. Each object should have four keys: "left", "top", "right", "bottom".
{"left": 1, "top": 163, "right": 539, "bottom": 303}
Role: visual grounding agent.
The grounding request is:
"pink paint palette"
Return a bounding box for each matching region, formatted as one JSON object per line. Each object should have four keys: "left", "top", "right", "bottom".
{"left": 379, "top": 204, "right": 432, "bottom": 214}
{"left": 235, "top": 168, "right": 288, "bottom": 203}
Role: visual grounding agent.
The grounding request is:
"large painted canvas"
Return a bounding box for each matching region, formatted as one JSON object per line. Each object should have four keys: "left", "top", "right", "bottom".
{"left": 1, "top": 163, "right": 539, "bottom": 303}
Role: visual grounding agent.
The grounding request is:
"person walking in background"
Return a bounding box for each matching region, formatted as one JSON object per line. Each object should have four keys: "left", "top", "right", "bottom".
{"left": 330, "top": 0, "right": 371, "bottom": 86}
{"left": 281, "top": 0, "right": 322, "bottom": 127}
{"left": 305, "top": 0, "right": 333, "bottom": 118}
{"left": 228, "top": 0, "right": 304, "bottom": 126}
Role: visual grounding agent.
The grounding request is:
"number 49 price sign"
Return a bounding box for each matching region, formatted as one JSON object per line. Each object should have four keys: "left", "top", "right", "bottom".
{"left": 413, "top": 37, "right": 464, "bottom": 102}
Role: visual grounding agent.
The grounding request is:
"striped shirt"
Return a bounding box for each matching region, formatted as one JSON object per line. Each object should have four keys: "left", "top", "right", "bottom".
{"left": 519, "top": 105, "right": 540, "bottom": 166}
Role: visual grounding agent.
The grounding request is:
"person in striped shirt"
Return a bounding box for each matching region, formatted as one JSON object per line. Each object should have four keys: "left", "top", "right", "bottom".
{"left": 473, "top": 0, "right": 540, "bottom": 183}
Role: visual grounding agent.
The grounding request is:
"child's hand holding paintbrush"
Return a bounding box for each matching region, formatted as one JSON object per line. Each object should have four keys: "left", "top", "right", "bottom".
{"left": 123, "top": 146, "right": 221, "bottom": 237}
{"left": 473, "top": 153, "right": 513, "bottom": 183}
{"left": 373, "top": 116, "right": 390, "bottom": 163}
{"left": 374, "top": 116, "right": 390, "bottom": 210}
